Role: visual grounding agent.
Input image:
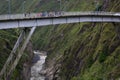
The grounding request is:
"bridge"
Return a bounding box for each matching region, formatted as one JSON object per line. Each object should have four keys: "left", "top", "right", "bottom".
{"left": 0, "top": 12, "right": 120, "bottom": 29}
{"left": 0, "top": 11, "right": 120, "bottom": 79}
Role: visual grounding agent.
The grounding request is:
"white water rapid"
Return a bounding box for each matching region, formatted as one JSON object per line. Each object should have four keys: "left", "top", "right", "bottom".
{"left": 30, "top": 51, "right": 47, "bottom": 80}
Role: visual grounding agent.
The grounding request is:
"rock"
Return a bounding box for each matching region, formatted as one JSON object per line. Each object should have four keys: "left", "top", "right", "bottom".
{"left": 39, "top": 70, "right": 47, "bottom": 75}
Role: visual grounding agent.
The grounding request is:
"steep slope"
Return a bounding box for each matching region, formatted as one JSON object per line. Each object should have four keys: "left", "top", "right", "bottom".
{"left": 32, "top": 0, "right": 120, "bottom": 80}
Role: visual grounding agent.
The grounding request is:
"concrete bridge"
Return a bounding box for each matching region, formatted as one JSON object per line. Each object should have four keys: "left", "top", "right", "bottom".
{"left": 0, "top": 11, "right": 120, "bottom": 29}
{"left": 0, "top": 11, "right": 120, "bottom": 79}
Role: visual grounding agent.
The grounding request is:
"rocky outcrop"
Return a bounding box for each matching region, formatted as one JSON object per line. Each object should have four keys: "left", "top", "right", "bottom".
{"left": 44, "top": 59, "right": 61, "bottom": 80}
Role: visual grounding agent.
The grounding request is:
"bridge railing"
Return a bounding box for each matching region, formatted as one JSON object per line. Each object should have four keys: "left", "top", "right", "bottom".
{"left": 0, "top": 11, "right": 119, "bottom": 20}
{"left": 64, "top": 11, "right": 118, "bottom": 16}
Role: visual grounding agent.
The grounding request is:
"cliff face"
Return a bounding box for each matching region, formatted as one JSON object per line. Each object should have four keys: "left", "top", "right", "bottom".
{"left": 42, "top": 23, "right": 120, "bottom": 80}
{"left": 57, "top": 23, "right": 120, "bottom": 80}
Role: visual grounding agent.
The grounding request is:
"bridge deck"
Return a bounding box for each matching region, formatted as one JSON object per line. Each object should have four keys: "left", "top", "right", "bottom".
{"left": 0, "top": 12, "right": 120, "bottom": 29}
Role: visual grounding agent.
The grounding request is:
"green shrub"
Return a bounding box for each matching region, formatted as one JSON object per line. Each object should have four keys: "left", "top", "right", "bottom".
{"left": 98, "top": 47, "right": 108, "bottom": 63}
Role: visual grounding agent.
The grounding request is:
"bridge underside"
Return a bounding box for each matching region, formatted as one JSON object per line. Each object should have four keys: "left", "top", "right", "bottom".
{"left": 0, "top": 15, "right": 120, "bottom": 29}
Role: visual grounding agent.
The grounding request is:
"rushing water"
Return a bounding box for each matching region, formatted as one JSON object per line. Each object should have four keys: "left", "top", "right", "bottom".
{"left": 30, "top": 51, "right": 47, "bottom": 80}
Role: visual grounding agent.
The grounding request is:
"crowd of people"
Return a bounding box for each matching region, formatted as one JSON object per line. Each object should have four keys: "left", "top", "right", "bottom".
{"left": 24, "top": 11, "right": 64, "bottom": 18}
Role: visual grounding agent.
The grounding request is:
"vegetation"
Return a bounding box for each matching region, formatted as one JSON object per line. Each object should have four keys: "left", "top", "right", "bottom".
{"left": 0, "top": 0, "right": 120, "bottom": 80}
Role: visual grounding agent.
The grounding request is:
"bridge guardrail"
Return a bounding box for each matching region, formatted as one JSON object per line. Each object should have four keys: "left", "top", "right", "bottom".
{"left": 64, "top": 11, "right": 118, "bottom": 16}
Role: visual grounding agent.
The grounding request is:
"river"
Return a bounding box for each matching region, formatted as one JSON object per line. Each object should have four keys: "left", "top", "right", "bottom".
{"left": 30, "top": 51, "right": 47, "bottom": 80}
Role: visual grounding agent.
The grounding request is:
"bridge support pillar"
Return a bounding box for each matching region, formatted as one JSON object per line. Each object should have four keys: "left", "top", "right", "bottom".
{"left": 0, "top": 26, "right": 36, "bottom": 80}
